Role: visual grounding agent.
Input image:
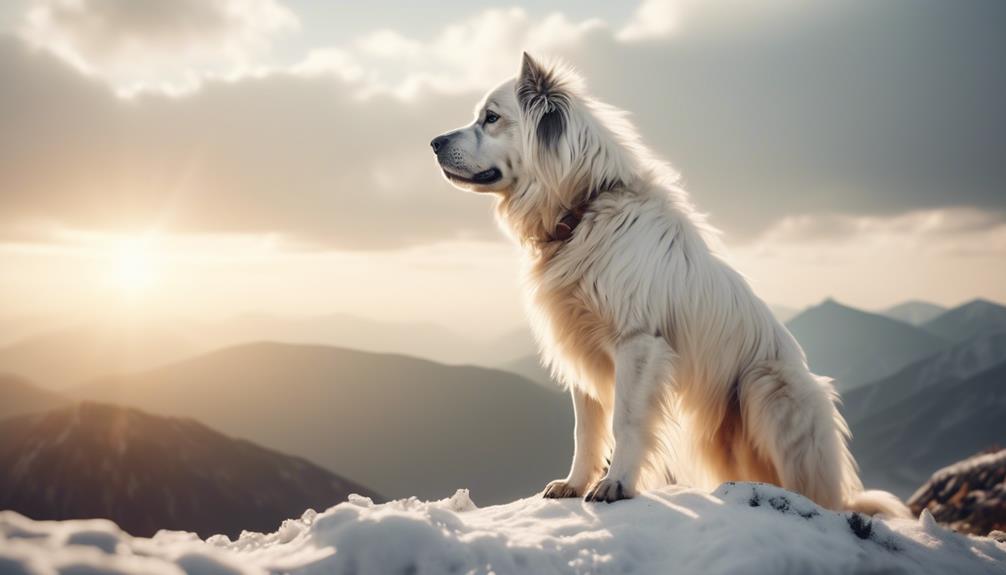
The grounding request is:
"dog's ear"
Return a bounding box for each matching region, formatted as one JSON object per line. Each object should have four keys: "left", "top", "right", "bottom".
{"left": 516, "top": 52, "right": 567, "bottom": 148}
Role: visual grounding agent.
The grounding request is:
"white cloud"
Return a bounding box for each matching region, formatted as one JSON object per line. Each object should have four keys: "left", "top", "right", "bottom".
{"left": 753, "top": 208, "right": 1006, "bottom": 252}
{"left": 726, "top": 208, "right": 1006, "bottom": 309}
{"left": 616, "top": 0, "right": 807, "bottom": 43}
{"left": 21, "top": 0, "right": 299, "bottom": 94}
{"left": 295, "top": 7, "right": 607, "bottom": 99}
{"left": 617, "top": 0, "right": 682, "bottom": 42}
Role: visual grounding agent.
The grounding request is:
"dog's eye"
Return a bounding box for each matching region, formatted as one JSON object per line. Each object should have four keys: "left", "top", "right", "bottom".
{"left": 485, "top": 111, "right": 500, "bottom": 124}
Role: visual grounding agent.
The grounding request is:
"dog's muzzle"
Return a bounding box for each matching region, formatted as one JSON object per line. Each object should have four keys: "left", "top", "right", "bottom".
{"left": 430, "top": 132, "right": 502, "bottom": 185}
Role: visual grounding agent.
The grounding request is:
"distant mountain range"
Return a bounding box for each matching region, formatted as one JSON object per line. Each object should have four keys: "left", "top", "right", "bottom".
{"left": 76, "top": 342, "right": 574, "bottom": 505}
{"left": 3, "top": 297, "right": 1004, "bottom": 511}
{"left": 501, "top": 354, "right": 555, "bottom": 389}
{"left": 0, "top": 373, "right": 68, "bottom": 419}
{"left": 193, "top": 313, "right": 511, "bottom": 366}
{"left": 882, "top": 301, "right": 948, "bottom": 326}
{"left": 921, "top": 298, "right": 1006, "bottom": 344}
{"left": 0, "top": 314, "right": 537, "bottom": 389}
{"left": 0, "top": 402, "right": 378, "bottom": 538}
{"left": 786, "top": 299, "right": 948, "bottom": 391}
{"left": 849, "top": 359, "right": 1006, "bottom": 498}
{"left": 842, "top": 332, "right": 1006, "bottom": 426}
{"left": 0, "top": 323, "right": 200, "bottom": 389}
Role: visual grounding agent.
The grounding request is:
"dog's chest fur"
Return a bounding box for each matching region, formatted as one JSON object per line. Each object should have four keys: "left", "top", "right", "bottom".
{"left": 522, "top": 193, "right": 672, "bottom": 399}
{"left": 528, "top": 266, "right": 616, "bottom": 398}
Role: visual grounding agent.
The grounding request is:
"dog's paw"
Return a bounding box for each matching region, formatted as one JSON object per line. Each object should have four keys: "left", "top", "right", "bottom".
{"left": 543, "top": 479, "right": 583, "bottom": 498}
{"left": 584, "top": 477, "right": 633, "bottom": 503}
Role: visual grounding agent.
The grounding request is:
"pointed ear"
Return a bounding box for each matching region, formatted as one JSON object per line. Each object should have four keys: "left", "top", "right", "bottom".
{"left": 517, "top": 52, "right": 552, "bottom": 109}
{"left": 516, "top": 52, "right": 568, "bottom": 148}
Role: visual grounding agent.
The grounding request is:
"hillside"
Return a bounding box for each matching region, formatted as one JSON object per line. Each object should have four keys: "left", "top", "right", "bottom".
{"left": 786, "top": 299, "right": 947, "bottom": 390}
{"left": 924, "top": 299, "right": 1006, "bottom": 344}
{"left": 502, "top": 354, "right": 555, "bottom": 388}
{"left": 2, "top": 482, "right": 1002, "bottom": 575}
{"left": 850, "top": 361, "right": 1006, "bottom": 497}
{"left": 842, "top": 332, "right": 1006, "bottom": 425}
{"left": 198, "top": 312, "right": 501, "bottom": 366}
{"left": 77, "top": 342, "right": 574, "bottom": 504}
{"left": 882, "top": 300, "right": 947, "bottom": 326}
{"left": 0, "top": 402, "right": 377, "bottom": 538}
{"left": 0, "top": 373, "right": 68, "bottom": 419}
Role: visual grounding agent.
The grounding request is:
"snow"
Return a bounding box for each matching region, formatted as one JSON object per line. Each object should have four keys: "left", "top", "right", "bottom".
{"left": 1, "top": 483, "right": 1003, "bottom": 575}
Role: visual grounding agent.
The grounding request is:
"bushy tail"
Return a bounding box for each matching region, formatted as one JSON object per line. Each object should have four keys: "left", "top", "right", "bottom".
{"left": 844, "top": 490, "right": 912, "bottom": 518}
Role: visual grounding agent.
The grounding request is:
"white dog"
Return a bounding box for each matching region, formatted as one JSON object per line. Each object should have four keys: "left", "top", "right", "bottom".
{"left": 432, "top": 53, "right": 908, "bottom": 517}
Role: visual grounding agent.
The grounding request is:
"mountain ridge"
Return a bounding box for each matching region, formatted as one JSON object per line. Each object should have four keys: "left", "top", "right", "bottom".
{"left": 0, "top": 401, "right": 379, "bottom": 538}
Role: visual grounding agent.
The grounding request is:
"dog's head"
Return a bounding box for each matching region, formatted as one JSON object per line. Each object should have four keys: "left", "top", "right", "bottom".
{"left": 433, "top": 53, "right": 644, "bottom": 239}
{"left": 429, "top": 78, "right": 523, "bottom": 194}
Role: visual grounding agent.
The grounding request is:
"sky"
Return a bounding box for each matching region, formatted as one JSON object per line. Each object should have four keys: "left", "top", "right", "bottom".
{"left": 0, "top": 0, "right": 1004, "bottom": 337}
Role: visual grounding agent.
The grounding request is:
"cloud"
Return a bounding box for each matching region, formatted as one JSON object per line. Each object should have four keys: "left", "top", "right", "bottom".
{"left": 616, "top": 0, "right": 807, "bottom": 43}
{"left": 0, "top": 36, "right": 496, "bottom": 250}
{"left": 20, "top": 0, "right": 298, "bottom": 94}
{"left": 725, "top": 208, "right": 1006, "bottom": 309}
{"left": 617, "top": 0, "right": 681, "bottom": 42}
{"left": 296, "top": 8, "right": 607, "bottom": 99}
{"left": 753, "top": 208, "right": 1006, "bottom": 252}
{"left": 0, "top": 0, "right": 1004, "bottom": 252}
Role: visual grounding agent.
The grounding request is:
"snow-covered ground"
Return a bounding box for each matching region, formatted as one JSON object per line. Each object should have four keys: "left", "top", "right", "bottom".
{"left": 1, "top": 482, "right": 1003, "bottom": 575}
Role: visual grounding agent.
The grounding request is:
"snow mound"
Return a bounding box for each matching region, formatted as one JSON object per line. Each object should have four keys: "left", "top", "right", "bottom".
{"left": 1, "top": 483, "right": 1003, "bottom": 575}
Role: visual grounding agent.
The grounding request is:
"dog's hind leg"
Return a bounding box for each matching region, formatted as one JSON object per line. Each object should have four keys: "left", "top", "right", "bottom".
{"left": 585, "top": 333, "right": 675, "bottom": 503}
{"left": 544, "top": 386, "right": 611, "bottom": 498}
{"left": 737, "top": 363, "right": 854, "bottom": 510}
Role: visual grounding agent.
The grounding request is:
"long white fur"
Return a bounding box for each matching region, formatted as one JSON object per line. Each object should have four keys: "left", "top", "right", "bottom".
{"left": 433, "top": 53, "right": 909, "bottom": 517}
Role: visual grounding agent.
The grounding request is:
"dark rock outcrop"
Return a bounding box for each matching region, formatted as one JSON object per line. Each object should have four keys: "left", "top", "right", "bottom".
{"left": 907, "top": 449, "right": 1006, "bottom": 536}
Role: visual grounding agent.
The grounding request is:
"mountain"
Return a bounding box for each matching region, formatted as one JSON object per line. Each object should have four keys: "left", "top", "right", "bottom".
{"left": 0, "top": 402, "right": 377, "bottom": 538}
{"left": 882, "top": 300, "right": 947, "bottom": 326}
{"left": 0, "top": 315, "right": 534, "bottom": 390}
{"left": 785, "top": 299, "right": 948, "bottom": 391}
{"left": 908, "top": 449, "right": 1006, "bottom": 536}
{"left": 0, "top": 373, "right": 68, "bottom": 420}
{"left": 0, "top": 314, "right": 65, "bottom": 347}
{"left": 842, "top": 332, "right": 1006, "bottom": 425}
{"left": 502, "top": 354, "right": 556, "bottom": 389}
{"left": 0, "top": 323, "right": 200, "bottom": 389}
{"left": 485, "top": 324, "right": 538, "bottom": 365}
{"left": 198, "top": 313, "right": 493, "bottom": 366}
{"left": 923, "top": 299, "right": 1006, "bottom": 344}
{"left": 849, "top": 360, "right": 1006, "bottom": 497}
{"left": 77, "top": 342, "right": 574, "bottom": 504}
{"left": 768, "top": 304, "right": 800, "bottom": 324}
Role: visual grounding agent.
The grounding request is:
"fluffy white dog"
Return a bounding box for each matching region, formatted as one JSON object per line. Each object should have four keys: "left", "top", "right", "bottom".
{"left": 431, "top": 53, "right": 908, "bottom": 517}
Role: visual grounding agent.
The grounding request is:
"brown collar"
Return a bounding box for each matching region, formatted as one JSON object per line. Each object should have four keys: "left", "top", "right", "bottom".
{"left": 541, "top": 184, "right": 616, "bottom": 244}
{"left": 550, "top": 206, "right": 587, "bottom": 242}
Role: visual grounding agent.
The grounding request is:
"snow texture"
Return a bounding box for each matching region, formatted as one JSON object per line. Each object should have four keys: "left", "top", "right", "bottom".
{"left": 1, "top": 483, "right": 1003, "bottom": 575}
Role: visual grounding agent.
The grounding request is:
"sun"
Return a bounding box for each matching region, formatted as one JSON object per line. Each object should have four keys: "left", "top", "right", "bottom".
{"left": 109, "top": 237, "right": 159, "bottom": 294}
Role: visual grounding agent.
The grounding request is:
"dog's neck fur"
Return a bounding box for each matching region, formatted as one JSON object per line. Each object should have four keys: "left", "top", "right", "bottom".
{"left": 495, "top": 178, "right": 612, "bottom": 249}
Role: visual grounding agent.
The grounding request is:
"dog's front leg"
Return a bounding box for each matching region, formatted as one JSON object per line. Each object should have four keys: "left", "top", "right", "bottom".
{"left": 543, "top": 386, "right": 610, "bottom": 498}
{"left": 585, "top": 333, "right": 674, "bottom": 503}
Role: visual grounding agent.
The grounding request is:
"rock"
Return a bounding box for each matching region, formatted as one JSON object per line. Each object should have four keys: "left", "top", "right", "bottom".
{"left": 908, "top": 449, "right": 1006, "bottom": 536}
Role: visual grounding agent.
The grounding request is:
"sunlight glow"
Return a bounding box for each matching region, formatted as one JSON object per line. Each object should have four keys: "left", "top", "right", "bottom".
{"left": 108, "top": 237, "right": 159, "bottom": 295}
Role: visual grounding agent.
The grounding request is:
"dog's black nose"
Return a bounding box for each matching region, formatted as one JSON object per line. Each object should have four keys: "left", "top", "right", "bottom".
{"left": 430, "top": 135, "right": 449, "bottom": 154}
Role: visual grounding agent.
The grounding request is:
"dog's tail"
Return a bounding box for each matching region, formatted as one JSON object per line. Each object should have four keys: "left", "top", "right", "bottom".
{"left": 844, "top": 489, "right": 912, "bottom": 518}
